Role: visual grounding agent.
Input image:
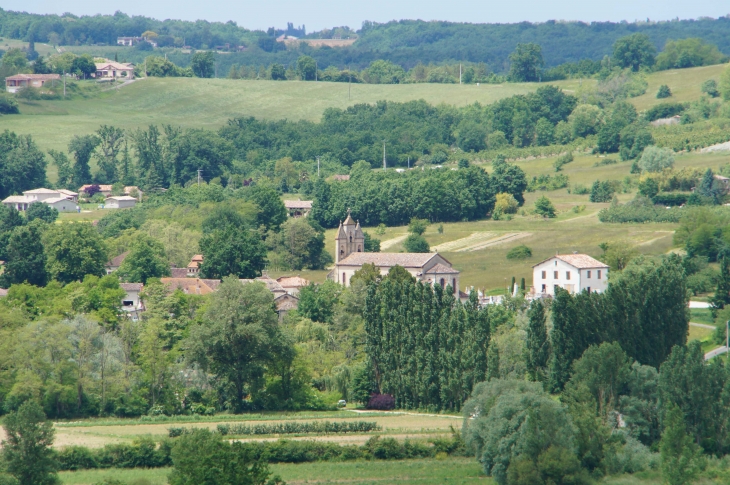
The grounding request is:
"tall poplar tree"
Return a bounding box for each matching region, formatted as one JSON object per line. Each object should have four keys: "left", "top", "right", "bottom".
{"left": 526, "top": 299, "right": 549, "bottom": 381}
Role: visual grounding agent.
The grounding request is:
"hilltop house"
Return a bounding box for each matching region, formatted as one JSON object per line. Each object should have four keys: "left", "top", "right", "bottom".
{"left": 284, "top": 200, "right": 313, "bottom": 218}
{"left": 94, "top": 61, "right": 135, "bottom": 80}
{"left": 106, "top": 251, "right": 129, "bottom": 274}
{"left": 532, "top": 254, "right": 609, "bottom": 296}
{"left": 2, "top": 188, "right": 79, "bottom": 212}
{"left": 5, "top": 74, "right": 61, "bottom": 93}
{"left": 78, "top": 185, "right": 142, "bottom": 199}
{"left": 187, "top": 255, "right": 204, "bottom": 277}
{"left": 329, "top": 211, "right": 460, "bottom": 294}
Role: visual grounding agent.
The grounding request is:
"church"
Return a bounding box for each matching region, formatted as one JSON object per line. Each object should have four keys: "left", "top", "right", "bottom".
{"left": 329, "top": 211, "right": 460, "bottom": 294}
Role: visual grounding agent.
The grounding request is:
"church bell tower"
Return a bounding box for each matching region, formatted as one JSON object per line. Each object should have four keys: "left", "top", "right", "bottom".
{"left": 335, "top": 209, "right": 365, "bottom": 263}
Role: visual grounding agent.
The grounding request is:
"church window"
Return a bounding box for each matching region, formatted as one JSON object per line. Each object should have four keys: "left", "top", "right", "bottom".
{"left": 440, "top": 278, "right": 445, "bottom": 288}
{"left": 342, "top": 272, "right": 346, "bottom": 284}
{"left": 349, "top": 235, "right": 352, "bottom": 242}
{"left": 452, "top": 278, "right": 457, "bottom": 294}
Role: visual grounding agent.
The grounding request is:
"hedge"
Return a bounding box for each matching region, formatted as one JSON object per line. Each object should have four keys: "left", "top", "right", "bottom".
{"left": 56, "top": 434, "right": 466, "bottom": 471}
{"left": 652, "top": 193, "right": 690, "bottom": 206}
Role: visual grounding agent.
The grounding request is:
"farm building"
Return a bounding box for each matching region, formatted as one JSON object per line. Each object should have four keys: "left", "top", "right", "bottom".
{"left": 531, "top": 253, "right": 609, "bottom": 296}
{"left": 44, "top": 197, "right": 78, "bottom": 212}
{"left": 105, "top": 196, "right": 137, "bottom": 209}
{"left": 5, "top": 74, "right": 61, "bottom": 93}
{"left": 1, "top": 188, "right": 78, "bottom": 212}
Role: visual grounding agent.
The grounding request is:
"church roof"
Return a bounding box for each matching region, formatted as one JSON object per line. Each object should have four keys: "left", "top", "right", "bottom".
{"left": 336, "top": 222, "right": 347, "bottom": 239}
{"left": 425, "top": 263, "right": 460, "bottom": 275}
{"left": 337, "top": 252, "right": 441, "bottom": 268}
{"left": 343, "top": 213, "right": 355, "bottom": 225}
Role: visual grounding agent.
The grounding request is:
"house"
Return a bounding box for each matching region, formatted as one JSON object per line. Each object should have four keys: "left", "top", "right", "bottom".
{"left": 714, "top": 174, "right": 730, "bottom": 190}
{"left": 120, "top": 283, "right": 145, "bottom": 320}
{"left": 284, "top": 200, "right": 313, "bottom": 218}
{"left": 94, "top": 61, "right": 135, "bottom": 80}
{"left": 56, "top": 189, "right": 79, "bottom": 202}
{"left": 5, "top": 74, "right": 61, "bottom": 93}
{"left": 78, "top": 185, "right": 141, "bottom": 199}
{"left": 160, "top": 277, "right": 217, "bottom": 295}
{"left": 274, "top": 293, "right": 299, "bottom": 320}
{"left": 2, "top": 188, "right": 78, "bottom": 212}
{"left": 532, "top": 253, "right": 609, "bottom": 296}
{"left": 105, "top": 196, "right": 137, "bottom": 209}
{"left": 329, "top": 211, "right": 460, "bottom": 293}
{"left": 332, "top": 175, "right": 350, "bottom": 182}
{"left": 187, "top": 255, "right": 204, "bottom": 277}
{"left": 276, "top": 276, "right": 310, "bottom": 295}
{"left": 117, "top": 37, "right": 156, "bottom": 47}
{"left": 170, "top": 267, "right": 189, "bottom": 278}
{"left": 241, "top": 273, "right": 287, "bottom": 298}
{"left": 106, "top": 251, "right": 129, "bottom": 274}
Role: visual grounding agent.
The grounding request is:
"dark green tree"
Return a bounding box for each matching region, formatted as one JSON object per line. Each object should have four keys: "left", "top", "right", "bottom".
{"left": 47, "top": 150, "right": 73, "bottom": 189}
{"left": 246, "top": 185, "right": 287, "bottom": 231}
{"left": 548, "top": 288, "right": 575, "bottom": 392}
{"left": 95, "top": 125, "right": 125, "bottom": 184}
{"left": 491, "top": 157, "right": 528, "bottom": 205}
{"left": 186, "top": 278, "right": 281, "bottom": 410}
{"left": 656, "top": 85, "right": 672, "bottom": 99}
{"left": 71, "top": 54, "right": 95, "bottom": 78}
{"left": 0, "top": 223, "right": 47, "bottom": 287}
{"left": 169, "top": 429, "right": 279, "bottom": 485}
{"left": 0, "top": 204, "right": 25, "bottom": 261}
{"left": 297, "top": 55, "right": 317, "bottom": 80}
{"left": 199, "top": 227, "right": 267, "bottom": 279}
{"left": 68, "top": 134, "right": 100, "bottom": 187}
{"left": 711, "top": 258, "right": 730, "bottom": 311}
{"left": 613, "top": 33, "right": 656, "bottom": 71}
{"left": 660, "top": 404, "right": 702, "bottom": 485}
{"left": 297, "top": 280, "right": 341, "bottom": 323}
{"left": 0, "top": 131, "right": 48, "bottom": 200}
{"left": 270, "top": 63, "right": 286, "bottom": 80}
{"left": 190, "top": 51, "right": 215, "bottom": 78}
{"left": 25, "top": 202, "right": 58, "bottom": 223}
{"left": 525, "top": 300, "right": 549, "bottom": 381}
{"left": 534, "top": 196, "right": 556, "bottom": 218}
{"left": 43, "top": 222, "right": 107, "bottom": 283}
{"left": 117, "top": 234, "right": 170, "bottom": 283}
{"left": 1, "top": 400, "right": 60, "bottom": 485}
{"left": 403, "top": 234, "right": 430, "bottom": 253}
{"left": 508, "top": 43, "right": 544, "bottom": 82}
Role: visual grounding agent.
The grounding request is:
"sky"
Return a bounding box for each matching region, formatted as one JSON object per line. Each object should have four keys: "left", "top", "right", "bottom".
{"left": 3, "top": 0, "right": 730, "bottom": 32}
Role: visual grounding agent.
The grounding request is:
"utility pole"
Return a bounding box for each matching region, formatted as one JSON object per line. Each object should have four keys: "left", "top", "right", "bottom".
{"left": 317, "top": 156, "right": 320, "bottom": 177}
{"left": 382, "top": 141, "right": 386, "bottom": 171}
{"left": 197, "top": 169, "right": 202, "bottom": 187}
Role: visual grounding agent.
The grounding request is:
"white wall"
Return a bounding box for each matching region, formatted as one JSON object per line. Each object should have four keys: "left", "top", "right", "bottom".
{"left": 532, "top": 258, "right": 607, "bottom": 296}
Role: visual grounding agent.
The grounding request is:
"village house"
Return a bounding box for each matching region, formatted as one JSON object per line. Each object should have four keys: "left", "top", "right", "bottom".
{"left": 106, "top": 251, "right": 129, "bottom": 274}
{"left": 329, "top": 211, "right": 460, "bottom": 294}
{"left": 78, "top": 185, "right": 142, "bottom": 199}
{"left": 531, "top": 253, "right": 609, "bottom": 297}
{"left": 284, "top": 200, "right": 313, "bottom": 218}
{"left": 187, "top": 254, "right": 204, "bottom": 277}
{"left": 276, "top": 276, "right": 310, "bottom": 295}
{"left": 1, "top": 188, "right": 79, "bottom": 212}
{"left": 117, "top": 37, "right": 157, "bottom": 47}
{"left": 94, "top": 61, "right": 135, "bottom": 80}
{"left": 5, "top": 73, "right": 61, "bottom": 93}
{"left": 120, "top": 283, "right": 145, "bottom": 320}
{"left": 105, "top": 196, "right": 137, "bottom": 209}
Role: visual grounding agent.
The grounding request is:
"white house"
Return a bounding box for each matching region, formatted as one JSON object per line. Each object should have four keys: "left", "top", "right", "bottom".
{"left": 1, "top": 188, "right": 78, "bottom": 212}
{"left": 105, "top": 196, "right": 137, "bottom": 209}
{"left": 120, "top": 283, "right": 144, "bottom": 320}
{"left": 532, "top": 254, "right": 609, "bottom": 296}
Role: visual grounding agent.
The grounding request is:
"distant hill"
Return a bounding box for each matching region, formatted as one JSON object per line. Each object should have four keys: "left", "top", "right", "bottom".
{"left": 2, "top": 9, "right": 730, "bottom": 72}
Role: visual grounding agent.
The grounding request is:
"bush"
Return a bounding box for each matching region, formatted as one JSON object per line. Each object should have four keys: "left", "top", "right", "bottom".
{"left": 506, "top": 245, "right": 532, "bottom": 260}
{"left": 639, "top": 146, "right": 675, "bottom": 173}
{"left": 0, "top": 95, "right": 20, "bottom": 114}
{"left": 598, "top": 197, "right": 683, "bottom": 223}
{"left": 590, "top": 180, "right": 616, "bottom": 203}
{"left": 367, "top": 393, "right": 395, "bottom": 410}
{"left": 534, "top": 196, "right": 556, "bottom": 218}
{"left": 593, "top": 157, "right": 618, "bottom": 167}
{"left": 652, "top": 193, "right": 690, "bottom": 206}
{"left": 643, "top": 102, "right": 686, "bottom": 122}
{"left": 207, "top": 421, "right": 381, "bottom": 437}
{"left": 527, "top": 174, "right": 569, "bottom": 192}
{"left": 656, "top": 85, "right": 672, "bottom": 99}
{"left": 553, "top": 152, "right": 574, "bottom": 172}
{"left": 701, "top": 79, "right": 720, "bottom": 98}
{"left": 572, "top": 184, "right": 589, "bottom": 195}
{"left": 403, "top": 234, "right": 430, "bottom": 253}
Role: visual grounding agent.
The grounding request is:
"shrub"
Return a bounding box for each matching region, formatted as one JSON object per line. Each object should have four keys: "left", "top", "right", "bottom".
{"left": 494, "top": 193, "right": 519, "bottom": 214}
{"left": 57, "top": 446, "right": 99, "bottom": 470}
{"left": 590, "top": 180, "right": 616, "bottom": 203}
{"left": 656, "top": 85, "right": 672, "bottom": 99}
{"left": 367, "top": 393, "right": 395, "bottom": 410}
{"left": 701, "top": 79, "right": 719, "bottom": 98}
{"left": 506, "top": 245, "right": 532, "bottom": 260}
{"left": 0, "top": 95, "right": 20, "bottom": 114}
{"left": 534, "top": 196, "right": 556, "bottom": 218}
{"left": 643, "top": 102, "right": 686, "bottom": 122}
{"left": 652, "top": 193, "right": 690, "bottom": 206}
{"left": 598, "top": 197, "right": 683, "bottom": 223}
{"left": 572, "top": 184, "right": 589, "bottom": 195}
{"left": 205, "top": 421, "right": 381, "bottom": 437}
{"left": 593, "top": 157, "right": 618, "bottom": 167}
{"left": 403, "top": 234, "right": 430, "bottom": 253}
{"left": 408, "top": 218, "right": 429, "bottom": 235}
{"left": 527, "top": 174, "right": 569, "bottom": 192}
{"left": 553, "top": 152, "right": 574, "bottom": 172}
{"left": 639, "top": 146, "right": 674, "bottom": 173}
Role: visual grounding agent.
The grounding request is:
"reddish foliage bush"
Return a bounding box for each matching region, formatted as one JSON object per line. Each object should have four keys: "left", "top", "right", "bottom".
{"left": 366, "top": 393, "right": 395, "bottom": 410}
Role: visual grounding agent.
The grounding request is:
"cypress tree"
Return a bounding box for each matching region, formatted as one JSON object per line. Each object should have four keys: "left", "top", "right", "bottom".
{"left": 526, "top": 299, "right": 550, "bottom": 381}
{"left": 487, "top": 343, "right": 500, "bottom": 381}
{"left": 548, "top": 288, "right": 575, "bottom": 392}
{"left": 711, "top": 257, "right": 730, "bottom": 312}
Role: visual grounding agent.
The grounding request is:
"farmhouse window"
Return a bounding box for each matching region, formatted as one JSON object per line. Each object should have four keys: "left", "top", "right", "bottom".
{"left": 597, "top": 270, "right": 602, "bottom": 279}
{"left": 541, "top": 271, "right": 546, "bottom": 279}
{"left": 553, "top": 271, "right": 558, "bottom": 279}
{"left": 587, "top": 270, "right": 591, "bottom": 278}
{"left": 566, "top": 271, "right": 571, "bottom": 280}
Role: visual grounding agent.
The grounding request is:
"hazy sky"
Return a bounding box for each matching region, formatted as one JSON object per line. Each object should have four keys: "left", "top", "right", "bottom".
{"left": 4, "top": 0, "right": 729, "bottom": 32}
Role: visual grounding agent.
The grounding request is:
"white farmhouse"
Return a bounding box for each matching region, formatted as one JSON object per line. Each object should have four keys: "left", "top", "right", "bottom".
{"left": 1, "top": 188, "right": 79, "bottom": 212}
{"left": 532, "top": 254, "right": 609, "bottom": 296}
{"left": 105, "top": 196, "right": 137, "bottom": 209}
